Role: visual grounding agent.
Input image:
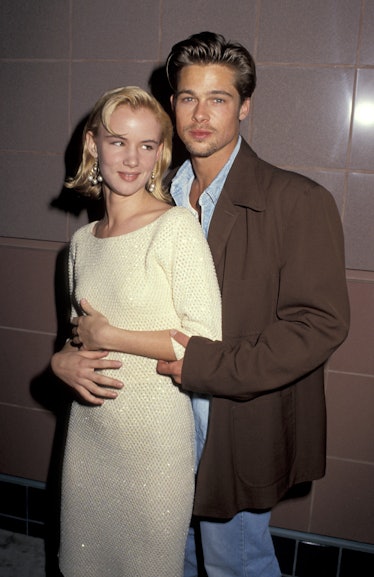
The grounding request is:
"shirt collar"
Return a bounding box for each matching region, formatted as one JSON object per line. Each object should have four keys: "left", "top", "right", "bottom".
{"left": 171, "top": 136, "right": 242, "bottom": 207}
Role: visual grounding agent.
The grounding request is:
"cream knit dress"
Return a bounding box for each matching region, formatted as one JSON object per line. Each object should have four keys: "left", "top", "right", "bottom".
{"left": 59, "top": 206, "right": 221, "bottom": 577}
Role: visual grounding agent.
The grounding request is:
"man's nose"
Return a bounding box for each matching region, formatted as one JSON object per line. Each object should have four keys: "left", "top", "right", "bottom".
{"left": 192, "top": 101, "right": 209, "bottom": 122}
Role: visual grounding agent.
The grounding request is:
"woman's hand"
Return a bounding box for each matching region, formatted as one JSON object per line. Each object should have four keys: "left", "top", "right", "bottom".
{"left": 71, "top": 298, "right": 111, "bottom": 350}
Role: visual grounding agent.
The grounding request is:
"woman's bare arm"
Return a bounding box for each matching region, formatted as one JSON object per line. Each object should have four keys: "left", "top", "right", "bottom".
{"left": 71, "top": 298, "right": 177, "bottom": 361}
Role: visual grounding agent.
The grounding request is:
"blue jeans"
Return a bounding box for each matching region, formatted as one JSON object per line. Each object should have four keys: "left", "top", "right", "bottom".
{"left": 184, "top": 511, "right": 281, "bottom": 577}
{"left": 187, "top": 394, "right": 281, "bottom": 576}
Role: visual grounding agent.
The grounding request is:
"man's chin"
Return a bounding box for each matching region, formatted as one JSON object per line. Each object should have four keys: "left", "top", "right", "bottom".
{"left": 185, "top": 143, "right": 217, "bottom": 158}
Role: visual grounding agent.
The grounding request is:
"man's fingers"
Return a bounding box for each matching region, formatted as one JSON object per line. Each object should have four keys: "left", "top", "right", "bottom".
{"left": 77, "top": 388, "right": 105, "bottom": 406}
{"left": 76, "top": 376, "right": 123, "bottom": 404}
{"left": 156, "top": 360, "right": 172, "bottom": 375}
{"left": 91, "top": 372, "right": 124, "bottom": 390}
{"left": 80, "top": 298, "right": 95, "bottom": 315}
{"left": 170, "top": 329, "right": 190, "bottom": 348}
{"left": 156, "top": 359, "right": 182, "bottom": 384}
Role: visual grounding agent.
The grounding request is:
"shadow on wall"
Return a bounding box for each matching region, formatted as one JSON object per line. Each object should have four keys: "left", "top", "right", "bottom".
{"left": 50, "top": 114, "right": 105, "bottom": 221}
{"left": 29, "top": 244, "right": 71, "bottom": 577}
{"left": 149, "top": 64, "right": 189, "bottom": 169}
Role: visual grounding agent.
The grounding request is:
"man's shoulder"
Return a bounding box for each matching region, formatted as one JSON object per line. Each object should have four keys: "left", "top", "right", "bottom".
{"left": 240, "top": 140, "right": 326, "bottom": 188}
{"left": 226, "top": 139, "right": 333, "bottom": 210}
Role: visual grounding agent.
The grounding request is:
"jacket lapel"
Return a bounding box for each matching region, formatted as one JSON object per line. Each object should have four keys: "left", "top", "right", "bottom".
{"left": 207, "top": 140, "right": 265, "bottom": 285}
{"left": 207, "top": 194, "right": 238, "bottom": 286}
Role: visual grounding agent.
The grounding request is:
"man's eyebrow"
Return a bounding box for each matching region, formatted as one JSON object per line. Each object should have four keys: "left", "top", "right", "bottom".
{"left": 176, "top": 89, "right": 234, "bottom": 98}
{"left": 209, "top": 90, "right": 234, "bottom": 97}
{"left": 175, "top": 89, "right": 194, "bottom": 97}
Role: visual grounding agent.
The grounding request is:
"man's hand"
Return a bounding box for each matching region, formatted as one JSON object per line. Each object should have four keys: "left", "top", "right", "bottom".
{"left": 71, "top": 299, "right": 110, "bottom": 350}
{"left": 156, "top": 330, "right": 190, "bottom": 385}
{"left": 51, "top": 342, "right": 123, "bottom": 405}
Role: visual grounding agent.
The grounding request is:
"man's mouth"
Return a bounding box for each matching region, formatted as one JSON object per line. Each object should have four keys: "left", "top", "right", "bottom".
{"left": 189, "top": 129, "right": 212, "bottom": 140}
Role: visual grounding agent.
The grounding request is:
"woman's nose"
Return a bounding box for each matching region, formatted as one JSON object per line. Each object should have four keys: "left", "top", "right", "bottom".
{"left": 123, "top": 146, "right": 139, "bottom": 167}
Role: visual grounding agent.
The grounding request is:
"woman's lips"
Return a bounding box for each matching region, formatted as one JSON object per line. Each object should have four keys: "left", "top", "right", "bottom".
{"left": 118, "top": 171, "right": 139, "bottom": 182}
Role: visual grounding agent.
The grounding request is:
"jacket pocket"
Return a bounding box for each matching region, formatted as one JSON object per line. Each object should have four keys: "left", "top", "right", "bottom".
{"left": 231, "top": 387, "right": 296, "bottom": 488}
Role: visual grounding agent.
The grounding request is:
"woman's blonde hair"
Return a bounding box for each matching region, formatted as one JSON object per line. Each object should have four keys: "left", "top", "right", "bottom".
{"left": 65, "top": 86, "right": 173, "bottom": 202}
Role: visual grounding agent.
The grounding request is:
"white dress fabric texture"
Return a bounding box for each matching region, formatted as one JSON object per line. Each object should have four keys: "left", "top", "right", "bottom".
{"left": 59, "top": 206, "right": 221, "bottom": 577}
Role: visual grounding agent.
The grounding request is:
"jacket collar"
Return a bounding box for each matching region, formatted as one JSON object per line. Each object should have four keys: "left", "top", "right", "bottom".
{"left": 207, "top": 140, "right": 265, "bottom": 275}
{"left": 223, "top": 139, "right": 266, "bottom": 212}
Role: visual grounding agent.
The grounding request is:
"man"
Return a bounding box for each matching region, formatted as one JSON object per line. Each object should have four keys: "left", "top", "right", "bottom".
{"left": 52, "top": 32, "right": 350, "bottom": 577}
{"left": 157, "top": 31, "right": 349, "bottom": 577}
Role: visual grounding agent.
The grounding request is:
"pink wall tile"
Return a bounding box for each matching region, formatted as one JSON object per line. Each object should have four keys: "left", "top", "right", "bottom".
{"left": 0, "top": 241, "right": 65, "bottom": 333}
{"left": 0, "top": 405, "right": 56, "bottom": 482}
{"left": 325, "top": 372, "right": 374, "bottom": 462}
{"left": 271, "top": 488, "right": 313, "bottom": 533}
{"left": 0, "top": 329, "right": 56, "bottom": 410}
{"left": 311, "top": 459, "right": 374, "bottom": 543}
{"left": 329, "top": 277, "right": 374, "bottom": 374}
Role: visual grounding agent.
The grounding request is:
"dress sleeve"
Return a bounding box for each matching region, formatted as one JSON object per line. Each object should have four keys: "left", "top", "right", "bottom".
{"left": 67, "top": 233, "right": 79, "bottom": 322}
{"left": 168, "top": 210, "right": 222, "bottom": 359}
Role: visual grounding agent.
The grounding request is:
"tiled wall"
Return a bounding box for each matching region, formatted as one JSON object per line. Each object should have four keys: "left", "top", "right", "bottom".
{"left": 1, "top": 0, "right": 373, "bottom": 556}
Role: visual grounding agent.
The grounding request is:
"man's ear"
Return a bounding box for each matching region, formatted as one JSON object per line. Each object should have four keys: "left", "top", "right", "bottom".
{"left": 85, "top": 131, "right": 97, "bottom": 157}
{"left": 239, "top": 98, "right": 250, "bottom": 121}
{"left": 170, "top": 94, "right": 176, "bottom": 112}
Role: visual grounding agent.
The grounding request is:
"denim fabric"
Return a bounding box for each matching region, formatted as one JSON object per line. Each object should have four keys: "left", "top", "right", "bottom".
{"left": 184, "top": 511, "right": 281, "bottom": 577}
{"left": 170, "top": 137, "right": 241, "bottom": 237}
{"left": 191, "top": 394, "right": 211, "bottom": 471}
{"left": 171, "top": 137, "right": 241, "bottom": 472}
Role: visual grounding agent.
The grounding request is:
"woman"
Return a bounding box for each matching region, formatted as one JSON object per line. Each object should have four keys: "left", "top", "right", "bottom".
{"left": 56, "top": 86, "right": 221, "bottom": 577}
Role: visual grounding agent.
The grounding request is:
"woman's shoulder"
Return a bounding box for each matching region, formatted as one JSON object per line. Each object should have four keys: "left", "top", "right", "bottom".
{"left": 152, "top": 207, "right": 209, "bottom": 255}
{"left": 70, "top": 221, "right": 96, "bottom": 244}
{"left": 160, "top": 205, "right": 200, "bottom": 229}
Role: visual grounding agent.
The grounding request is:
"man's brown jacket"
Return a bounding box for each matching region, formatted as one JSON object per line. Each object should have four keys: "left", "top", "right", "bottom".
{"left": 180, "top": 140, "right": 350, "bottom": 518}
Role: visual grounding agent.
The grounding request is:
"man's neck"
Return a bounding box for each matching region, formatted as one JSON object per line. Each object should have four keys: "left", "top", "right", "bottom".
{"left": 189, "top": 137, "right": 240, "bottom": 208}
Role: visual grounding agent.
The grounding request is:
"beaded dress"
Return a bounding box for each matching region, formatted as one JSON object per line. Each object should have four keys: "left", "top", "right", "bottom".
{"left": 59, "top": 207, "right": 221, "bottom": 577}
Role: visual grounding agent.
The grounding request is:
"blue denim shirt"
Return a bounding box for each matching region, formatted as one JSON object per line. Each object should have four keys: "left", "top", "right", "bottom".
{"left": 170, "top": 136, "right": 241, "bottom": 467}
{"left": 170, "top": 136, "right": 241, "bottom": 237}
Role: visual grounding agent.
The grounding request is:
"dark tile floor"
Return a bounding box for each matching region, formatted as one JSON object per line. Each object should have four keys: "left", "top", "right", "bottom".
{"left": 0, "top": 529, "right": 45, "bottom": 577}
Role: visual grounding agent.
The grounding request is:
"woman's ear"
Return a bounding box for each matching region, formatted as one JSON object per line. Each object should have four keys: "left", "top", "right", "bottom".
{"left": 156, "top": 142, "right": 163, "bottom": 162}
{"left": 85, "top": 131, "right": 97, "bottom": 157}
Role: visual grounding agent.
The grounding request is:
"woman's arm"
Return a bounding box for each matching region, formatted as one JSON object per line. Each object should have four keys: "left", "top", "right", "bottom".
{"left": 72, "top": 298, "right": 177, "bottom": 361}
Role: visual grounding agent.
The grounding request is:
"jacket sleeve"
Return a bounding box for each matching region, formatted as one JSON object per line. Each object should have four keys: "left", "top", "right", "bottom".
{"left": 181, "top": 185, "right": 350, "bottom": 400}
